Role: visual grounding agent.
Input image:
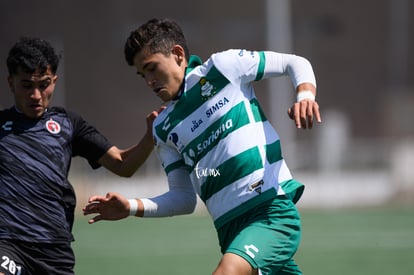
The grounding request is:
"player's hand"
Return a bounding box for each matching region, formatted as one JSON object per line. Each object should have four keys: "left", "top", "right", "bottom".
{"left": 145, "top": 105, "right": 166, "bottom": 137}
{"left": 287, "top": 99, "right": 321, "bottom": 129}
{"left": 83, "top": 192, "right": 130, "bottom": 224}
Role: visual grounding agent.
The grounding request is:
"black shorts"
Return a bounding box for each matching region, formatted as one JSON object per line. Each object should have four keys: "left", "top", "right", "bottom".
{"left": 0, "top": 240, "right": 74, "bottom": 275}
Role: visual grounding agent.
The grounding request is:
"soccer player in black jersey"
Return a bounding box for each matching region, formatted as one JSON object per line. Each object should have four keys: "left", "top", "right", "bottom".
{"left": 0, "top": 37, "right": 159, "bottom": 274}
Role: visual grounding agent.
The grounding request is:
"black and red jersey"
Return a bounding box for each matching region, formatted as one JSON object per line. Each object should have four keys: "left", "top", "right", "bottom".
{"left": 0, "top": 106, "right": 112, "bottom": 243}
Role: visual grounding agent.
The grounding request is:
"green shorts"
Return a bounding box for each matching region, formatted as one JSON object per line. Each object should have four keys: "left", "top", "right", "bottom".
{"left": 216, "top": 196, "right": 302, "bottom": 275}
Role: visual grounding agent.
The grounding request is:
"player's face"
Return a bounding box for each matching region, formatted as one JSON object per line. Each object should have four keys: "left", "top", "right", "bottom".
{"left": 133, "top": 45, "right": 186, "bottom": 102}
{"left": 8, "top": 67, "right": 57, "bottom": 119}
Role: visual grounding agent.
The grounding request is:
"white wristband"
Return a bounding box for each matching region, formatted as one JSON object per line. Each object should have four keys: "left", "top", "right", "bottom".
{"left": 296, "top": 90, "right": 315, "bottom": 102}
{"left": 128, "top": 199, "right": 138, "bottom": 216}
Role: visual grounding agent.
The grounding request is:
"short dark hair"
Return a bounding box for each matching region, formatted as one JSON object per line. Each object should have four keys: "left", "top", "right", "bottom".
{"left": 6, "top": 37, "right": 61, "bottom": 76}
{"left": 124, "top": 18, "right": 189, "bottom": 66}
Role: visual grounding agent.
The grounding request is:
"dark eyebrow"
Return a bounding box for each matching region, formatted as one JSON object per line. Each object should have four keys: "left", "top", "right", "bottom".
{"left": 141, "top": 62, "right": 151, "bottom": 73}
{"left": 136, "top": 61, "right": 153, "bottom": 76}
{"left": 40, "top": 77, "right": 52, "bottom": 82}
{"left": 21, "top": 77, "right": 52, "bottom": 83}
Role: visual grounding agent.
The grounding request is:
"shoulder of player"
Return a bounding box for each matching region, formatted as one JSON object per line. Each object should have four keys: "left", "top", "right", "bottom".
{"left": 0, "top": 107, "right": 10, "bottom": 117}
{"left": 209, "top": 49, "right": 258, "bottom": 75}
{"left": 153, "top": 102, "right": 174, "bottom": 126}
{"left": 0, "top": 108, "right": 12, "bottom": 124}
{"left": 46, "top": 106, "right": 89, "bottom": 128}
{"left": 210, "top": 49, "right": 251, "bottom": 62}
{"left": 0, "top": 107, "right": 23, "bottom": 122}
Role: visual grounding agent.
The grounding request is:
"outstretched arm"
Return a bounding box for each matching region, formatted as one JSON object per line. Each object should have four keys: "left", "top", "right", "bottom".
{"left": 83, "top": 167, "right": 197, "bottom": 224}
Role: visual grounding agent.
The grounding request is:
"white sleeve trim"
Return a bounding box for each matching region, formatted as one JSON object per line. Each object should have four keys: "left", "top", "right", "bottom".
{"left": 263, "top": 51, "right": 316, "bottom": 89}
{"left": 141, "top": 168, "right": 197, "bottom": 217}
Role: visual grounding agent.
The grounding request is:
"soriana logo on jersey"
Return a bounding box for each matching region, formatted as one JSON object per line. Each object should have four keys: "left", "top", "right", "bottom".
{"left": 45, "top": 119, "right": 61, "bottom": 134}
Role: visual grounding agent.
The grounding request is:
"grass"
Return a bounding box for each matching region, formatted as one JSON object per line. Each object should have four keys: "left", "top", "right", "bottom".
{"left": 296, "top": 207, "right": 414, "bottom": 275}
{"left": 72, "top": 214, "right": 220, "bottom": 274}
{"left": 72, "top": 206, "right": 414, "bottom": 274}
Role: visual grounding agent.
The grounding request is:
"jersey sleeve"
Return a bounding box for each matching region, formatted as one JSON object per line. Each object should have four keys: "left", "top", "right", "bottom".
{"left": 141, "top": 167, "right": 197, "bottom": 217}
{"left": 262, "top": 51, "right": 316, "bottom": 88}
{"left": 210, "top": 49, "right": 262, "bottom": 84}
{"left": 66, "top": 110, "right": 113, "bottom": 169}
{"left": 210, "top": 49, "right": 316, "bottom": 89}
{"left": 154, "top": 132, "right": 186, "bottom": 174}
{"left": 144, "top": 129, "right": 197, "bottom": 217}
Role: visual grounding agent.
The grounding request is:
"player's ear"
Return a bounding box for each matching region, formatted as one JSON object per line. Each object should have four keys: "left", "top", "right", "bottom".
{"left": 172, "top": 45, "right": 185, "bottom": 65}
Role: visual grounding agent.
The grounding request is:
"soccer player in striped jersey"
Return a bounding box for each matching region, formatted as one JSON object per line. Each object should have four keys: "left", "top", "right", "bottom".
{"left": 84, "top": 18, "right": 321, "bottom": 275}
{"left": 0, "top": 37, "right": 160, "bottom": 274}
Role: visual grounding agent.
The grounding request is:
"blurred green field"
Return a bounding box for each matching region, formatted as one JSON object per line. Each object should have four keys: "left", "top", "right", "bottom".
{"left": 72, "top": 206, "right": 414, "bottom": 274}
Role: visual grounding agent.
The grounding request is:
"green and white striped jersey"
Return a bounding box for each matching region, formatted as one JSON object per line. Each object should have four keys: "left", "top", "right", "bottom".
{"left": 153, "top": 49, "right": 306, "bottom": 228}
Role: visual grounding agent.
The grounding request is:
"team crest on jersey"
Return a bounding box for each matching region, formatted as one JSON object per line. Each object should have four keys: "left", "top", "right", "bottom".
{"left": 200, "top": 78, "right": 217, "bottom": 100}
{"left": 45, "top": 119, "right": 61, "bottom": 134}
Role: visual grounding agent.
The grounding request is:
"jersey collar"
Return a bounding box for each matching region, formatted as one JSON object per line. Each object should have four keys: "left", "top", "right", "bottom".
{"left": 174, "top": 55, "right": 203, "bottom": 100}
{"left": 185, "top": 55, "right": 202, "bottom": 74}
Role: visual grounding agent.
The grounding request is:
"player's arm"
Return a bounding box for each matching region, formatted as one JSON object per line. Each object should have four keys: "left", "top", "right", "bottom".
{"left": 263, "top": 52, "right": 321, "bottom": 129}
{"left": 98, "top": 107, "right": 163, "bottom": 177}
{"left": 83, "top": 168, "right": 197, "bottom": 224}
